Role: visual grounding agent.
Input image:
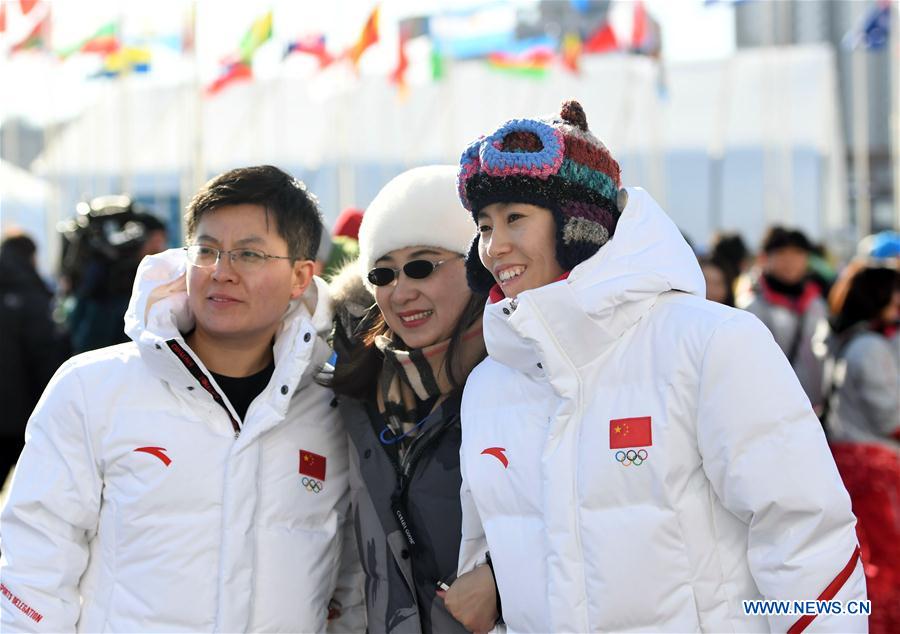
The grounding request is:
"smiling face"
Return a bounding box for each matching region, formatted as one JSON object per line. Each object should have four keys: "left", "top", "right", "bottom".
{"left": 186, "top": 203, "right": 312, "bottom": 348}
{"left": 477, "top": 202, "right": 566, "bottom": 298}
{"left": 373, "top": 246, "right": 471, "bottom": 349}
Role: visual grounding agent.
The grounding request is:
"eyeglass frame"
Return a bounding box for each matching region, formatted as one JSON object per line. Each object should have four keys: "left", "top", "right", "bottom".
{"left": 367, "top": 254, "right": 464, "bottom": 287}
{"left": 183, "top": 244, "right": 294, "bottom": 271}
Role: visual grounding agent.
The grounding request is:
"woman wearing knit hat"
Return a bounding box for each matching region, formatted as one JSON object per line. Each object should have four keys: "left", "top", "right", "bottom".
{"left": 328, "top": 165, "right": 494, "bottom": 634}
{"left": 443, "top": 101, "right": 867, "bottom": 632}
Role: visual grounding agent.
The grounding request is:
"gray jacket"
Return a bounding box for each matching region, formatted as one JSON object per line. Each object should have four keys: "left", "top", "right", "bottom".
{"left": 738, "top": 286, "right": 827, "bottom": 409}
{"left": 341, "top": 393, "right": 468, "bottom": 634}
{"left": 819, "top": 325, "right": 900, "bottom": 449}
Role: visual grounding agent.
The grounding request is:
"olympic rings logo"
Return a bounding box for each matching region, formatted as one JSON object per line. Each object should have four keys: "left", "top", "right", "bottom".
{"left": 301, "top": 477, "right": 323, "bottom": 493}
{"left": 615, "top": 449, "right": 649, "bottom": 466}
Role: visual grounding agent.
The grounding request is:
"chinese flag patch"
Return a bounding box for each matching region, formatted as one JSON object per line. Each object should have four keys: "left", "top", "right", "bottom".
{"left": 609, "top": 417, "right": 652, "bottom": 449}
{"left": 299, "top": 450, "right": 327, "bottom": 480}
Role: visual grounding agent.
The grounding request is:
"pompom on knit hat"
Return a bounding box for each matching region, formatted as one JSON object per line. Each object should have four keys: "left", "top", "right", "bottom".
{"left": 358, "top": 165, "right": 477, "bottom": 292}
{"left": 457, "top": 99, "right": 623, "bottom": 294}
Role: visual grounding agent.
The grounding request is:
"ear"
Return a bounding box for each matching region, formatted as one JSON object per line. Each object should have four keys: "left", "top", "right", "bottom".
{"left": 290, "top": 259, "right": 315, "bottom": 300}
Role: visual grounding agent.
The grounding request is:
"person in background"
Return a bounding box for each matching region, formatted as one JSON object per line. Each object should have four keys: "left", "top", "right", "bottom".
{"left": 817, "top": 263, "right": 900, "bottom": 447}
{"left": 0, "top": 233, "right": 68, "bottom": 486}
{"left": 0, "top": 166, "right": 363, "bottom": 632}
{"left": 736, "top": 226, "right": 827, "bottom": 412}
{"left": 321, "top": 207, "right": 365, "bottom": 281}
{"left": 709, "top": 231, "right": 750, "bottom": 284}
{"left": 328, "top": 166, "right": 490, "bottom": 633}
{"left": 697, "top": 255, "right": 735, "bottom": 306}
{"left": 444, "top": 100, "right": 865, "bottom": 633}
{"left": 58, "top": 197, "right": 169, "bottom": 353}
{"left": 814, "top": 262, "right": 900, "bottom": 634}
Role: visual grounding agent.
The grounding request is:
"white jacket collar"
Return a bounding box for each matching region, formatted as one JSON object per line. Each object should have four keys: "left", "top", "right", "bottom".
{"left": 483, "top": 188, "right": 705, "bottom": 375}
{"left": 123, "top": 248, "right": 333, "bottom": 401}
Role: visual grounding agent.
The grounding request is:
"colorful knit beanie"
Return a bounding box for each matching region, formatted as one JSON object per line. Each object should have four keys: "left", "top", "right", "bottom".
{"left": 457, "top": 99, "right": 622, "bottom": 294}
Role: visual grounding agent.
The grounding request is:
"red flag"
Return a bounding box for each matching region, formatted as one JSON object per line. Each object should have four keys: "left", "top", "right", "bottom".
{"left": 205, "top": 61, "right": 252, "bottom": 96}
{"left": 632, "top": 1, "right": 648, "bottom": 49}
{"left": 11, "top": 7, "right": 50, "bottom": 53}
{"left": 609, "top": 417, "right": 652, "bottom": 449}
{"left": 299, "top": 450, "right": 327, "bottom": 480}
{"left": 347, "top": 5, "right": 379, "bottom": 67}
{"left": 390, "top": 26, "right": 409, "bottom": 90}
{"left": 0, "top": 4, "right": 6, "bottom": 33}
{"left": 584, "top": 22, "right": 618, "bottom": 54}
{"left": 19, "top": 0, "right": 38, "bottom": 15}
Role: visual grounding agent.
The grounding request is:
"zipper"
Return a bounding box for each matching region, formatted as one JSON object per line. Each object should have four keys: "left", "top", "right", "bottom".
{"left": 166, "top": 339, "right": 242, "bottom": 437}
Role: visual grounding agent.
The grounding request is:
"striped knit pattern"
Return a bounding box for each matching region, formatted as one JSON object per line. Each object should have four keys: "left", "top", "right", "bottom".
{"left": 457, "top": 100, "right": 623, "bottom": 293}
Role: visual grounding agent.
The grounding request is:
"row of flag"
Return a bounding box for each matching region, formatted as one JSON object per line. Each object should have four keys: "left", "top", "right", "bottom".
{"left": 4, "top": 0, "right": 894, "bottom": 96}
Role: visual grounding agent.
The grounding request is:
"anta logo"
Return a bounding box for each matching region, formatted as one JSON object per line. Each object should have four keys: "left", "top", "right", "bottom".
{"left": 134, "top": 446, "right": 172, "bottom": 467}
{"left": 481, "top": 447, "right": 508, "bottom": 469}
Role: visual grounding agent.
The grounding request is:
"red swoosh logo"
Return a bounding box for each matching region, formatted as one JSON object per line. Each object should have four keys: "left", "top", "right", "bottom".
{"left": 134, "top": 446, "right": 171, "bottom": 467}
{"left": 481, "top": 447, "right": 508, "bottom": 468}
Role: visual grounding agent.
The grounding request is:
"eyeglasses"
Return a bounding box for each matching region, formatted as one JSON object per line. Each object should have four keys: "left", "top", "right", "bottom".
{"left": 184, "top": 245, "right": 292, "bottom": 272}
{"left": 367, "top": 255, "right": 463, "bottom": 287}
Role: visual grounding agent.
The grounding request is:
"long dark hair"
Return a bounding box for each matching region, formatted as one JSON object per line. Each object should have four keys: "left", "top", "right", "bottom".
{"left": 828, "top": 262, "right": 900, "bottom": 334}
{"left": 327, "top": 292, "right": 487, "bottom": 401}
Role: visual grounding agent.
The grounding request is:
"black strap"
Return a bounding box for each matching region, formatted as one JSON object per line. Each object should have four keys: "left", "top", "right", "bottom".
{"left": 166, "top": 339, "right": 241, "bottom": 436}
{"left": 785, "top": 310, "right": 806, "bottom": 365}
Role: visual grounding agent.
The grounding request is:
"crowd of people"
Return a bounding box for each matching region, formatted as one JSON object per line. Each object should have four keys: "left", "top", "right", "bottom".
{"left": 0, "top": 99, "right": 897, "bottom": 633}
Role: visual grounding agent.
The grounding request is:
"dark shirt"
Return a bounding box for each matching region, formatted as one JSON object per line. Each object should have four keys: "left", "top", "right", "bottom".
{"left": 211, "top": 361, "right": 275, "bottom": 422}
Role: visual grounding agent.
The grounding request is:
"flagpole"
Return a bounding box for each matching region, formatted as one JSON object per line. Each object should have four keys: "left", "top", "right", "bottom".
{"left": 852, "top": 32, "right": 872, "bottom": 239}
{"left": 891, "top": 0, "right": 900, "bottom": 230}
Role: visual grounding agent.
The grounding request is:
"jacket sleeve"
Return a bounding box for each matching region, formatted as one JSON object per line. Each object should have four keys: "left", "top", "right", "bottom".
{"left": 457, "top": 407, "right": 489, "bottom": 574}
{"left": 326, "top": 446, "right": 366, "bottom": 634}
{"left": 846, "top": 336, "right": 900, "bottom": 438}
{"left": 696, "top": 312, "right": 867, "bottom": 633}
{"left": 0, "top": 362, "right": 102, "bottom": 632}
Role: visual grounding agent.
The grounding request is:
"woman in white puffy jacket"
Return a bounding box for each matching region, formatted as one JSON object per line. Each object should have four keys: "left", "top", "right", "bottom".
{"left": 0, "top": 166, "right": 363, "bottom": 633}
{"left": 443, "top": 101, "right": 867, "bottom": 633}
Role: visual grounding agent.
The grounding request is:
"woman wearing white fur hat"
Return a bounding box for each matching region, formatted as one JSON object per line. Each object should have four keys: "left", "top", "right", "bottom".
{"left": 328, "top": 165, "right": 495, "bottom": 633}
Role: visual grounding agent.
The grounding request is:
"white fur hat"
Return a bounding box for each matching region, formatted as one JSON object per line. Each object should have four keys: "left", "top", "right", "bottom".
{"left": 358, "top": 165, "right": 476, "bottom": 291}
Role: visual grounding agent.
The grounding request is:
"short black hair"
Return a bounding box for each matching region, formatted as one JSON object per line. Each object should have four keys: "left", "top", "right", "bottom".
{"left": 0, "top": 234, "right": 37, "bottom": 262}
{"left": 185, "top": 165, "right": 323, "bottom": 261}
{"left": 761, "top": 226, "right": 812, "bottom": 254}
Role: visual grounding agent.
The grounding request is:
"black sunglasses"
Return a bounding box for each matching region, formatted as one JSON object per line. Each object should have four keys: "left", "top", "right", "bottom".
{"left": 367, "top": 255, "right": 463, "bottom": 287}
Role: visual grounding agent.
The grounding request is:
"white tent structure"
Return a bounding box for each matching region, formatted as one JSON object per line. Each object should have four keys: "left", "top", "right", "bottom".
{"left": 32, "top": 43, "right": 846, "bottom": 250}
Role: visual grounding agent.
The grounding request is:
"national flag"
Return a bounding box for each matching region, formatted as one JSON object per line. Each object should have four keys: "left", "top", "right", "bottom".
{"left": 486, "top": 38, "right": 555, "bottom": 78}
{"left": 843, "top": 0, "right": 891, "bottom": 51}
{"left": 609, "top": 416, "right": 652, "bottom": 449}
{"left": 19, "top": 0, "right": 38, "bottom": 15}
{"left": 583, "top": 21, "right": 618, "bottom": 54}
{"left": 391, "top": 26, "right": 410, "bottom": 92}
{"left": 561, "top": 32, "right": 582, "bottom": 73}
{"left": 91, "top": 45, "right": 151, "bottom": 78}
{"left": 237, "top": 11, "right": 273, "bottom": 63}
{"left": 0, "top": 4, "right": 7, "bottom": 33}
{"left": 205, "top": 61, "right": 252, "bottom": 95}
{"left": 299, "top": 449, "right": 327, "bottom": 480}
{"left": 284, "top": 34, "right": 334, "bottom": 68}
{"left": 11, "top": 7, "right": 50, "bottom": 53}
{"left": 430, "top": 49, "right": 445, "bottom": 80}
{"left": 347, "top": 5, "right": 379, "bottom": 67}
{"left": 631, "top": 1, "right": 648, "bottom": 49}
{"left": 57, "top": 21, "right": 119, "bottom": 59}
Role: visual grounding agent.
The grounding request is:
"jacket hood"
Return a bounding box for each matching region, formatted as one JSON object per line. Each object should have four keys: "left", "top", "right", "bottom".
{"left": 124, "top": 248, "right": 334, "bottom": 389}
{"left": 483, "top": 187, "right": 704, "bottom": 374}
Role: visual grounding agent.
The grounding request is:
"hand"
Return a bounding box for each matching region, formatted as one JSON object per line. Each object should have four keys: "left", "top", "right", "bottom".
{"left": 437, "top": 564, "right": 498, "bottom": 634}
